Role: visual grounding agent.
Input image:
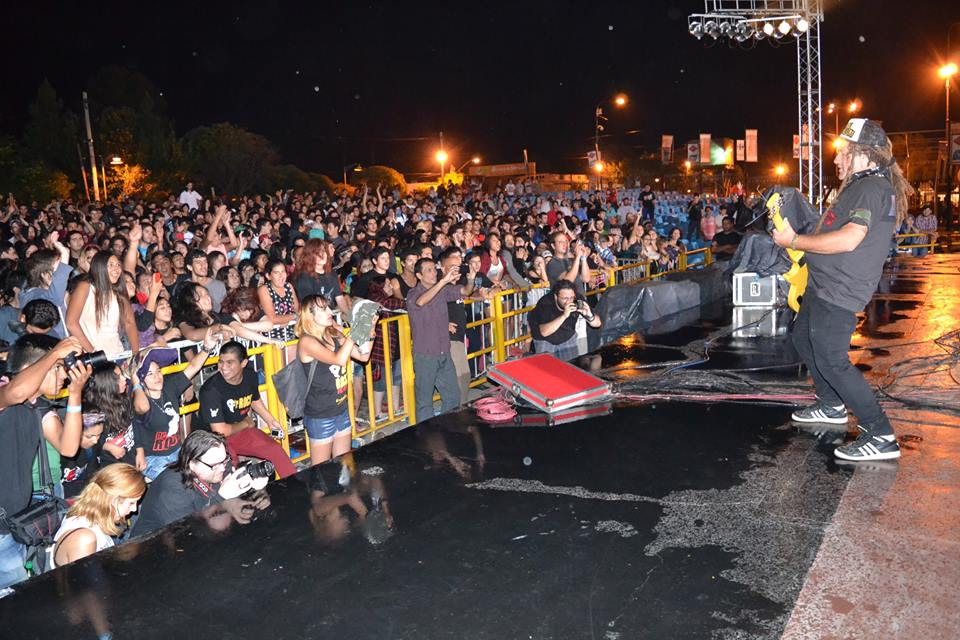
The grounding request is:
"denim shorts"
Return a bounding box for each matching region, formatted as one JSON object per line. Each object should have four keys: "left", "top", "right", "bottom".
{"left": 304, "top": 411, "right": 352, "bottom": 443}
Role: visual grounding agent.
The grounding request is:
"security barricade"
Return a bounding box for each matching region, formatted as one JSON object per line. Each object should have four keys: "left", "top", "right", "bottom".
{"left": 70, "top": 248, "right": 716, "bottom": 470}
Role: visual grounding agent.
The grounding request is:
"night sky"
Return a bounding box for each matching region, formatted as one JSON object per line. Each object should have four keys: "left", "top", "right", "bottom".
{"left": 3, "top": 0, "right": 957, "bottom": 179}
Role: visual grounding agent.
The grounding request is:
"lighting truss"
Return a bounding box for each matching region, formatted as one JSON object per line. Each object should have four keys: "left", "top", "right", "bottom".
{"left": 687, "top": 0, "right": 825, "bottom": 210}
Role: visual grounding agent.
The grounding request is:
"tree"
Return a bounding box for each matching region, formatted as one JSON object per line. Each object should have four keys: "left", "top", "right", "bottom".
{"left": 16, "top": 162, "right": 74, "bottom": 203}
{"left": 181, "top": 123, "right": 280, "bottom": 195}
{"left": 351, "top": 165, "right": 407, "bottom": 193}
{"left": 87, "top": 67, "right": 176, "bottom": 172}
{"left": 21, "top": 80, "right": 79, "bottom": 173}
{"left": 309, "top": 173, "right": 338, "bottom": 195}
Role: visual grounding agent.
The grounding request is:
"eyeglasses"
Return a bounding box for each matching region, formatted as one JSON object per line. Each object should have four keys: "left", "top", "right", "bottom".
{"left": 196, "top": 454, "right": 229, "bottom": 470}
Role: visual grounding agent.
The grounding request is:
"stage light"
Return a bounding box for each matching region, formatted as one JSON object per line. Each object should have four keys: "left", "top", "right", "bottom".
{"left": 778, "top": 20, "right": 792, "bottom": 36}
{"left": 796, "top": 18, "right": 809, "bottom": 33}
{"left": 704, "top": 20, "right": 720, "bottom": 39}
{"left": 719, "top": 21, "right": 735, "bottom": 38}
{"left": 762, "top": 22, "right": 775, "bottom": 36}
{"left": 735, "top": 22, "right": 753, "bottom": 42}
{"left": 689, "top": 21, "right": 703, "bottom": 39}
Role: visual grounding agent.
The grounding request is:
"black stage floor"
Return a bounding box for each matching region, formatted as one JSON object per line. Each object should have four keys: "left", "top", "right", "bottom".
{"left": 3, "top": 256, "right": 960, "bottom": 639}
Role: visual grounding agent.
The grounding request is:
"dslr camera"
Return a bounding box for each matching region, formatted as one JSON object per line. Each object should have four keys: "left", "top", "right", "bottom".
{"left": 63, "top": 350, "right": 112, "bottom": 371}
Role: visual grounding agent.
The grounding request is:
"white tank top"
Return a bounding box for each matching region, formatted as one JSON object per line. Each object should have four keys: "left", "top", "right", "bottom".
{"left": 49, "top": 515, "right": 115, "bottom": 569}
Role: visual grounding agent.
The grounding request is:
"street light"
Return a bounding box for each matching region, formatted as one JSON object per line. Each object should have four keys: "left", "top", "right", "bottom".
{"left": 455, "top": 156, "right": 481, "bottom": 173}
{"left": 342, "top": 163, "right": 362, "bottom": 186}
{"left": 940, "top": 62, "right": 958, "bottom": 229}
{"left": 435, "top": 149, "right": 448, "bottom": 180}
{"left": 110, "top": 156, "right": 124, "bottom": 166}
{"left": 774, "top": 164, "right": 788, "bottom": 184}
{"left": 847, "top": 99, "right": 861, "bottom": 115}
{"left": 594, "top": 94, "right": 628, "bottom": 188}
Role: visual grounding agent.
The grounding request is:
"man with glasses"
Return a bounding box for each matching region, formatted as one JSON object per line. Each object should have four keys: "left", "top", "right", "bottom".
{"left": 529, "top": 279, "right": 601, "bottom": 358}
{"left": 131, "top": 431, "right": 268, "bottom": 536}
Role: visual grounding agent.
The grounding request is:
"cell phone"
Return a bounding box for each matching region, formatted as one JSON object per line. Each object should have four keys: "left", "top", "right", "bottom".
{"left": 153, "top": 272, "right": 162, "bottom": 284}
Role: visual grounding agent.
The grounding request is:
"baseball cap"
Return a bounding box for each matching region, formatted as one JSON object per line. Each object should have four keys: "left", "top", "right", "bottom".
{"left": 839, "top": 118, "right": 889, "bottom": 148}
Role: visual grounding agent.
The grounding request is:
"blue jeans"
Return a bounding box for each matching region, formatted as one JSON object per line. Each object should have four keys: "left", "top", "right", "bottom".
{"left": 143, "top": 450, "right": 179, "bottom": 481}
{"left": 0, "top": 532, "right": 27, "bottom": 590}
{"left": 304, "top": 411, "right": 351, "bottom": 443}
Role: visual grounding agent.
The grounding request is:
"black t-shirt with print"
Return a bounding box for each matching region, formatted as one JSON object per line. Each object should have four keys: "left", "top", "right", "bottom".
{"left": 134, "top": 372, "right": 191, "bottom": 456}
{"left": 806, "top": 174, "right": 897, "bottom": 313}
{"left": 196, "top": 368, "right": 259, "bottom": 430}
{"left": 294, "top": 272, "right": 342, "bottom": 305}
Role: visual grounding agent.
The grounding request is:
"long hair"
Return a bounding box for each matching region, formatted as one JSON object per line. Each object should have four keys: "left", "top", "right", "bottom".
{"left": 295, "top": 295, "right": 339, "bottom": 343}
{"left": 293, "top": 238, "right": 331, "bottom": 279}
{"left": 838, "top": 140, "right": 914, "bottom": 226}
{"left": 88, "top": 251, "right": 127, "bottom": 327}
{"left": 172, "top": 281, "right": 212, "bottom": 329}
{"left": 82, "top": 368, "right": 132, "bottom": 437}
{"left": 24, "top": 249, "right": 59, "bottom": 289}
{"left": 66, "top": 463, "right": 146, "bottom": 536}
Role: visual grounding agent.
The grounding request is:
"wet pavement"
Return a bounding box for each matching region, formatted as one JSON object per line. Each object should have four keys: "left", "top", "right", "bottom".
{"left": 2, "top": 255, "right": 959, "bottom": 639}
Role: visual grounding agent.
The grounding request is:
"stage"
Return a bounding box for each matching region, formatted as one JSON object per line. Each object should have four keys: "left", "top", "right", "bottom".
{"left": 3, "top": 255, "right": 959, "bottom": 639}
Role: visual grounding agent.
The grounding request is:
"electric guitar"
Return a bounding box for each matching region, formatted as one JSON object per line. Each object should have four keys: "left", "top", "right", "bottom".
{"left": 766, "top": 190, "right": 807, "bottom": 312}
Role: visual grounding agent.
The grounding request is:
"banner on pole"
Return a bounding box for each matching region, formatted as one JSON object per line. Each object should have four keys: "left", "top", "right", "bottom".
{"left": 699, "top": 133, "right": 711, "bottom": 164}
{"left": 587, "top": 150, "right": 599, "bottom": 167}
{"left": 687, "top": 143, "right": 699, "bottom": 164}
{"left": 745, "top": 129, "right": 758, "bottom": 163}
{"left": 736, "top": 139, "right": 745, "bottom": 162}
{"left": 661, "top": 135, "right": 674, "bottom": 164}
{"left": 792, "top": 135, "right": 801, "bottom": 159}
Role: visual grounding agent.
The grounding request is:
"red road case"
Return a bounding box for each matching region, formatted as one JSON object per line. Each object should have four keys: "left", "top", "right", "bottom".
{"left": 487, "top": 354, "right": 612, "bottom": 413}
{"left": 491, "top": 402, "right": 613, "bottom": 428}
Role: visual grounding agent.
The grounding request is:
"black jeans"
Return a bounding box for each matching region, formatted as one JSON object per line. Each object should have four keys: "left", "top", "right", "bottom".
{"left": 791, "top": 292, "right": 893, "bottom": 436}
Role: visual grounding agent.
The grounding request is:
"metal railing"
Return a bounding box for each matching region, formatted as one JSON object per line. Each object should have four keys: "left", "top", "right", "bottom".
{"left": 75, "top": 248, "right": 715, "bottom": 469}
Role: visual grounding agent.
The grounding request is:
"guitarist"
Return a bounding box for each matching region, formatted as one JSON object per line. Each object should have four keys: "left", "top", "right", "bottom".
{"left": 772, "top": 118, "right": 913, "bottom": 462}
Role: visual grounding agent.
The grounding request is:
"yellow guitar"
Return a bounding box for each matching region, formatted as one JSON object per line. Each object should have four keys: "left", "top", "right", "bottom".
{"left": 766, "top": 191, "right": 807, "bottom": 312}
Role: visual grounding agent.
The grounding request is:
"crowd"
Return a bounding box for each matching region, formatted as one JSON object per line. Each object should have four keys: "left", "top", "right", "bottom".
{"left": 0, "top": 177, "right": 756, "bottom": 591}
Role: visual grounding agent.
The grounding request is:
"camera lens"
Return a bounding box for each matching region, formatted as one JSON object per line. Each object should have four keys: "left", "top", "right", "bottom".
{"left": 245, "top": 460, "right": 275, "bottom": 480}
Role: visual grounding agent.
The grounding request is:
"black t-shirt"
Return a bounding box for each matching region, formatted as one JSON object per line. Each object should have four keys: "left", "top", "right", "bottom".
{"left": 130, "top": 467, "right": 224, "bottom": 537}
{"left": 712, "top": 230, "right": 742, "bottom": 256}
{"left": 0, "top": 404, "right": 42, "bottom": 534}
{"left": 59, "top": 446, "right": 100, "bottom": 500}
{"left": 807, "top": 174, "right": 897, "bottom": 313}
{"left": 303, "top": 348, "right": 350, "bottom": 419}
{"left": 687, "top": 202, "right": 702, "bottom": 222}
{"left": 447, "top": 272, "right": 492, "bottom": 342}
{"left": 530, "top": 293, "right": 579, "bottom": 345}
{"left": 134, "top": 372, "right": 191, "bottom": 457}
{"left": 294, "top": 272, "right": 342, "bottom": 305}
{"left": 196, "top": 368, "right": 259, "bottom": 430}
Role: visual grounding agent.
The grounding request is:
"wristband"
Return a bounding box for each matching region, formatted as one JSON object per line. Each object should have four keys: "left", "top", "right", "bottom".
{"left": 790, "top": 234, "right": 799, "bottom": 250}
{"left": 132, "top": 384, "right": 143, "bottom": 392}
{"left": 66, "top": 405, "right": 82, "bottom": 414}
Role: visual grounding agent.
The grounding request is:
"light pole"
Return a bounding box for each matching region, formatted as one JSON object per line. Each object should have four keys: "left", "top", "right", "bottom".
{"left": 825, "top": 99, "right": 861, "bottom": 136}
{"left": 342, "top": 163, "right": 362, "bottom": 187}
{"left": 435, "top": 150, "right": 449, "bottom": 182}
{"left": 455, "top": 156, "right": 481, "bottom": 173}
{"left": 594, "top": 94, "right": 628, "bottom": 189}
{"left": 940, "top": 62, "right": 958, "bottom": 229}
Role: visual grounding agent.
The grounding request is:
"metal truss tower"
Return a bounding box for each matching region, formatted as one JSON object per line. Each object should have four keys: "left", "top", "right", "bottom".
{"left": 689, "top": 1, "right": 826, "bottom": 210}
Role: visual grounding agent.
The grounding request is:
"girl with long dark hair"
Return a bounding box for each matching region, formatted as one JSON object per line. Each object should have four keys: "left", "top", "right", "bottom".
{"left": 66, "top": 252, "right": 139, "bottom": 355}
{"left": 172, "top": 281, "right": 280, "bottom": 344}
{"left": 83, "top": 366, "right": 136, "bottom": 467}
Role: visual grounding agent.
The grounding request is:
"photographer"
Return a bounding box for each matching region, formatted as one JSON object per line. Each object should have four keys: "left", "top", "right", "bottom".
{"left": 529, "top": 279, "right": 602, "bottom": 356}
{"left": 130, "top": 431, "right": 269, "bottom": 537}
{"left": 0, "top": 334, "right": 85, "bottom": 589}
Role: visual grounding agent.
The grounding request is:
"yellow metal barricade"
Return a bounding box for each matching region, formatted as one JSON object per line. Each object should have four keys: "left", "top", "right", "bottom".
{"left": 894, "top": 233, "right": 937, "bottom": 253}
